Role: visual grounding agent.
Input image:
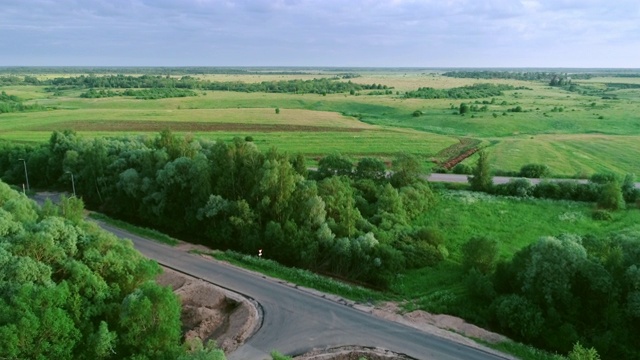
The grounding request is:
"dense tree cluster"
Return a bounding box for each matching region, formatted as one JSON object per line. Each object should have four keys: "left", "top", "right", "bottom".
{"left": 32, "top": 75, "right": 385, "bottom": 96}
{"left": 443, "top": 71, "right": 593, "bottom": 81}
{"left": 0, "top": 181, "right": 225, "bottom": 359}
{"left": 80, "top": 88, "right": 197, "bottom": 100}
{"left": 403, "top": 83, "right": 515, "bottom": 99}
{"left": 483, "top": 233, "right": 640, "bottom": 358}
{"left": 0, "top": 131, "right": 442, "bottom": 288}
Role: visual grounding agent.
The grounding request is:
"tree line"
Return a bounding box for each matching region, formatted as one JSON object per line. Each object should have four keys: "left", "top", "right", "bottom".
{"left": 80, "top": 88, "right": 197, "bottom": 100}
{"left": 403, "top": 83, "right": 516, "bottom": 99}
{"left": 443, "top": 71, "right": 594, "bottom": 81}
{"left": 0, "top": 131, "right": 442, "bottom": 288}
{"left": 465, "top": 154, "right": 638, "bottom": 212}
{"left": 0, "top": 74, "right": 386, "bottom": 96}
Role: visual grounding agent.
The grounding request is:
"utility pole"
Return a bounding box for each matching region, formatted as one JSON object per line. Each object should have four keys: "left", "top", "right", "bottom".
{"left": 18, "top": 159, "right": 29, "bottom": 192}
{"left": 66, "top": 171, "right": 76, "bottom": 197}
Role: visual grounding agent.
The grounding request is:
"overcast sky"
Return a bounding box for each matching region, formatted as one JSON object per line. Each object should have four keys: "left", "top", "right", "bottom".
{"left": 1, "top": 0, "right": 639, "bottom": 68}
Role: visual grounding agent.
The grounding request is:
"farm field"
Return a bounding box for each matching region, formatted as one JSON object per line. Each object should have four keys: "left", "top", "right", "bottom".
{"left": 2, "top": 69, "right": 640, "bottom": 177}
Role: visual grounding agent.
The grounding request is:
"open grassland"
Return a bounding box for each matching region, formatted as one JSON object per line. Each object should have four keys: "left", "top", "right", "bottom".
{"left": 394, "top": 190, "right": 640, "bottom": 298}
{"left": 2, "top": 71, "right": 640, "bottom": 177}
{"left": 347, "top": 72, "right": 536, "bottom": 92}
{"left": 479, "top": 134, "right": 640, "bottom": 176}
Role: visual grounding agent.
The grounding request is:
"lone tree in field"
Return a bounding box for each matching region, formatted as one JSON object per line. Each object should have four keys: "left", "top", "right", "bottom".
{"left": 459, "top": 103, "right": 470, "bottom": 115}
{"left": 468, "top": 150, "right": 492, "bottom": 192}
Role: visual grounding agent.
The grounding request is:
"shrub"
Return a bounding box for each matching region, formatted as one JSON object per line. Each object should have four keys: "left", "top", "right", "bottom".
{"left": 466, "top": 267, "right": 496, "bottom": 302}
{"left": 461, "top": 236, "right": 498, "bottom": 274}
{"left": 452, "top": 163, "right": 472, "bottom": 175}
{"left": 533, "top": 181, "right": 562, "bottom": 199}
{"left": 519, "top": 163, "right": 550, "bottom": 178}
{"left": 412, "top": 110, "right": 423, "bottom": 117}
{"left": 621, "top": 173, "right": 639, "bottom": 203}
{"left": 597, "top": 181, "right": 625, "bottom": 210}
{"left": 590, "top": 172, "right": 618, "bottom": 184}
{"left": 244, "top": 135, "right": 254, "bottom": 142}
{"left": 495, "top": 178, "right": 533, "bottom": 198}
{"left": 592, "top": 209, "right": 613, "bottom": 221}
{"left": 493, "top": 294, "right": 545, "bottom": 340}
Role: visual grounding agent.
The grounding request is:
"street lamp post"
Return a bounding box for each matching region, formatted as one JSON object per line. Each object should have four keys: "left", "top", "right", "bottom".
{"left": 66, "top": 171, "right": 76, "bottom": 197}
{"left": 18, "top": 159, "right": 29, "bottom": 192}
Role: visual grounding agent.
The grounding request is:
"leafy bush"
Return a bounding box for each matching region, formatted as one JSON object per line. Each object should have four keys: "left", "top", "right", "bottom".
{"left": 461, "top": 236, "right": 498, "bottom": 274}
{"left": 493, "top": 294, "right": 545, "bottom": 339}
{"left": 592, "top": 209, "right": 613, "bottom": 221}
{"left": 520, "top": 164, "right": 551, "bottom": 178}
{"left": 597, "top": 181, "right": 625, "bottom": 210}
{"left": 452, "top": 163, "right": 472, "bottom": 175}
{"left": 494, "top": 178, "right": 534, "bottom": 198}
{"left": 590, "top": 172, "right": 618, "bottom": 184}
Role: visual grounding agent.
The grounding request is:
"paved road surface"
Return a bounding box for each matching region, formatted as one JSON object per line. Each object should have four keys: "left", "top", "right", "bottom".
{"left": 98, "top": 222, "right": 511, "bottom": 360}
{"left": 427, "top": 173, "right": 640, "bottom": 189}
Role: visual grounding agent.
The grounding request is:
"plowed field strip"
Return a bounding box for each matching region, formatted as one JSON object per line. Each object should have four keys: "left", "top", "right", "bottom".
{"left": 30, "top": 120, "right": 366, "bottom": 133}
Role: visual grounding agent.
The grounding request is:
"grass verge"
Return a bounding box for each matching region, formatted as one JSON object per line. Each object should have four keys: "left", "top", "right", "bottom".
{"left": 89, "top": 212, "right": 179, "bottom": 246}
{"left": 210, "top": 250, "right": 385, "bottom": 303}
{"left": 485, "top": 340, "right": 565, "bottom": 360}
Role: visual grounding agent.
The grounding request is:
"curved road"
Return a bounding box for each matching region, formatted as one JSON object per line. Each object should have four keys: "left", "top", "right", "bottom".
{"left": 97, "top": 222, "right": 511, "bottom": 360}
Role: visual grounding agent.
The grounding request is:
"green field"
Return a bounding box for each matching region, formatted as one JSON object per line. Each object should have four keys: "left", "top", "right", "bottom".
{"left": 2, "top": 70, "right": 639, "bottom": 177}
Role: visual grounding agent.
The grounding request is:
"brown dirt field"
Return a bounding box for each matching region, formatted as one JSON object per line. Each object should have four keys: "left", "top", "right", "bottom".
{"left": 33, "top": 120, "right": 367, "bottom": 133}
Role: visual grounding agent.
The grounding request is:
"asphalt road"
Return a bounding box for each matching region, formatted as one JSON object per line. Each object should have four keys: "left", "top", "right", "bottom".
{"left": 427, "top": 173, "right": 640, "bottom": 189}
{"left": 96, "top": 221, "right": 511, "bottom": 360}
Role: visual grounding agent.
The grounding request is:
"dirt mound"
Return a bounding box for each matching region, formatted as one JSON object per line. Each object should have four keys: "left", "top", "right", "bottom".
{"left": 157, "top": 267, "right": 260, "bottom": 353}
{"left": 372, "top": 302, "right": 508, "bottom": 345}
{"left": 295, "top": 346, "right": 416, "bottom": 360}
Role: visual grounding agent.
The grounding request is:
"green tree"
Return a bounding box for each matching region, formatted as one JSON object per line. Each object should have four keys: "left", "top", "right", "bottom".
{"left": 355, "top": 157, "right": 387, "bottom": 182}
{"left": 462, "top": 236, "right": 498, "bottom": 274}
{"left": 598, "top": 180, "right": 625, "bottom": 210}
{"left": 568, "top": 342, "right": 601, "bottom": 360}
{"left": 468, "top": 151, "right": 492, "bottom": 192}
{"left": 519, "top": 163, "right": 550, "bottom": 178}
{"left": 316, "top": 153, "right": 353, "bottom": 179}
{"left": 621, "top": 173, "right": 639, "bottom": 203}
{"left": 390, "top": 152, "right": 422, "bottom": 188}
{"left": 118, "top": 281, "right": 182, "bottom": 359}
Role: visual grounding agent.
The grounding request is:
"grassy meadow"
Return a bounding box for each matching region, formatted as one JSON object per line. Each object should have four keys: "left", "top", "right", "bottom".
{"left": 3, "top": 70, "right": 639, "bottom": 176}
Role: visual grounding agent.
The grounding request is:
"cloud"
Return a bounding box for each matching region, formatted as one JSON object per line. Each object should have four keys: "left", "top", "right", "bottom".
{"left": 1, "top": 0, "right": 638, "bottom": 66}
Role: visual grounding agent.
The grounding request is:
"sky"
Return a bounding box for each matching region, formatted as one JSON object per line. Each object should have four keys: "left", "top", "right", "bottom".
{"left": 1, "top": 0, "right": 639, "bottom": 68}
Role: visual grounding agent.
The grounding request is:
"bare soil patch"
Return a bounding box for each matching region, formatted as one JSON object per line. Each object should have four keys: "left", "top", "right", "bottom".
{"left": 295, "top": 346, "right": 416, "bottom": 360}
{"left": 156, "top": 267, "right": 260, "bottom": 353}
{"left": 33, "top": 120, "right": 367, "bottom": 133}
